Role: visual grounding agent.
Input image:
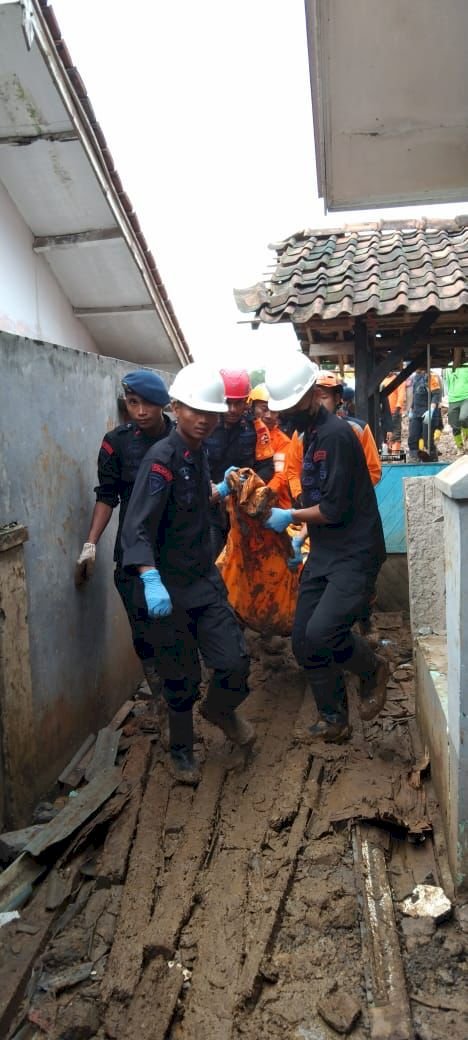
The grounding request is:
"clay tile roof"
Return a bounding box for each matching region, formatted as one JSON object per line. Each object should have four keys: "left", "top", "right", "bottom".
{"left": 234, "top": 217, "right": 468, "bottom": 324}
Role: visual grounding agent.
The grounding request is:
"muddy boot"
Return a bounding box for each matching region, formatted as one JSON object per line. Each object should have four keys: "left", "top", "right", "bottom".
{"left": 200, "top": 699, "right": 255, "bottom": 748}
{"left": 167, "top": 708, "right": 200, "bottom": 785}
{"left": 359, "top": 655, "right": 390, "bottom": 721}
{"left": 309, "top": 718, "right": 352, "bottom": 743}
{"left": 141, "top": 660, "right": 169, "bottom": 747}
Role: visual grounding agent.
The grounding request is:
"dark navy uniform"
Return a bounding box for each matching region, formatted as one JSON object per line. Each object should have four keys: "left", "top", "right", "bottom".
{"left": 205, "top": 414, "right": 275, "bottom": 557}
{"left": 121, "top": 428, "right": 250, "bottom": 712}
{"left": 408, "top": 371, "right": 442, "bottom": 455}
{"left": 94, "top": 416, "right": 172, "bottom": 654}
{"left": 291, "top": 406, "right": 386, "bottom": 724}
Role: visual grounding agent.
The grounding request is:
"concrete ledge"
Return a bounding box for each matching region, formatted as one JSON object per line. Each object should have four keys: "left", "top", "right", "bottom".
{"left": 415, "top": 635, "right": 468, "bottom": 890}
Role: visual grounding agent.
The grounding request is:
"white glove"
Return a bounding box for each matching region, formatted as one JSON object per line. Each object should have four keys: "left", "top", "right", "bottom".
{"left": 75, "top": 542, "right": 96, "bottom": 586}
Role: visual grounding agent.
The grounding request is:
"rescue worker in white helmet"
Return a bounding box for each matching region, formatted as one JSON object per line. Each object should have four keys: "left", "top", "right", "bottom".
{"left": 262, "top": 352, "right": 389, "bottom": 743}
{"left": 121, "top": 362, "right": 254, "bottom": 784}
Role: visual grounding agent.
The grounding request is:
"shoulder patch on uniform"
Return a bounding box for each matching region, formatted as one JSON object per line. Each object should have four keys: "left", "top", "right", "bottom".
{"left": 101, "top": 438, "right": 114, "bottom": 455}
{"left": 313, "top": 449, "right": 327, "bottom": 462}
{"left": 151, "top": 462, "right": 173, "bottom": 481}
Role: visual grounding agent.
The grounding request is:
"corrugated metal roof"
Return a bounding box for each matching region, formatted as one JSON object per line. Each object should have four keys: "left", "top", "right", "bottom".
{"left": 0, "top": 0, "right": 191, "bottom": 369}
{"left": 235, "top": 217, "right": 468, "bottom": 325}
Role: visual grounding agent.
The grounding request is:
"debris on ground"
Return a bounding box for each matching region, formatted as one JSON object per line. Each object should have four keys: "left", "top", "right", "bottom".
{"left": 0, "top": 615, "right": 467, "bottom": 1040}
{"left": 401, "top": 884, "right": 452, "bottom": 922}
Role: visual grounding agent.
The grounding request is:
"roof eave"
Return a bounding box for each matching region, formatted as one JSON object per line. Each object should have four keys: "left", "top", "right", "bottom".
{"left": 30, "top": 0, "right": 191, "bottom": 366}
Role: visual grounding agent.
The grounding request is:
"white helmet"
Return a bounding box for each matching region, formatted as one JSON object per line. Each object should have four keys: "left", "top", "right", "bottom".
{"left": 170, "top": 363, "right": 228, "bottom": 413}
{"left": 265, "top": 353, "right": 320, "bottom": 410}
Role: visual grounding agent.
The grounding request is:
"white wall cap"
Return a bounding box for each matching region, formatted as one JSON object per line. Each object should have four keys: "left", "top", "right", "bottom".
{"left": 435, "top": 457, "right": 468, "bottom": 499}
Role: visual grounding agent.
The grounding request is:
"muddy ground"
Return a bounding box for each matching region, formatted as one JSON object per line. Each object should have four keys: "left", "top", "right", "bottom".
{"left": 1, "top": 612, "right": 467, "bottom": 1040}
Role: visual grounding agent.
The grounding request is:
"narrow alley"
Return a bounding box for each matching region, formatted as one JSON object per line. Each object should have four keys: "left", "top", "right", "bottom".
{"left": 1, "top": 613, "right": 466, "bottom": 1040}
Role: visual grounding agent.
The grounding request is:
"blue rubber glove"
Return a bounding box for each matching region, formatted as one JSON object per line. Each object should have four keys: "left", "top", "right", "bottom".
{"left": 288, "top": 535, "right": 304, "bottom": 571}
{"left": 264, "top": 508, "right": 293, "bottom": 533}
{"left": 215, "top": 465, "right": 239, "bottom": 499}
{"left": 140, "top": 569, "right": 172, "bottom": 617}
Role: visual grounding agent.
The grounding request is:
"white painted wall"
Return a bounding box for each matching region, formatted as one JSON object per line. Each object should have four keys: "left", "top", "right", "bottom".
{"left": 0, "top": 178, "right": 98, "bottom": 354}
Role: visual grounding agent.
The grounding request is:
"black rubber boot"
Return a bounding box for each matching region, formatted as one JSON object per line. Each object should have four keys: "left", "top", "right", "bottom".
{"left": 308, "top": 718, "right": 352, "bottom": 743}
{"left": 344, "top": 635, "right": 389, "bottom": 721}
{"left": 141, "top": 659, "right": 169, "bottom": 746}
{"left": 200, "top": 678, "right": 255, "bottom": 748}
{"left": 307, "top": 669, "right": 351, "bottom": 742}
{"left": 167, "top": 708, "right": 200, "bottom": 785}
{"left": 141, "top": 658, "right": 162, "bottom": 698}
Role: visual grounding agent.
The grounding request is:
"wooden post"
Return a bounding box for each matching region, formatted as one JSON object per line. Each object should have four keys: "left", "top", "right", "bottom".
{"left": 354, "top": 319, "right": 370, "bottom": 426}
{"left": 0, "top": 524, "right": 37, "bottom": 828}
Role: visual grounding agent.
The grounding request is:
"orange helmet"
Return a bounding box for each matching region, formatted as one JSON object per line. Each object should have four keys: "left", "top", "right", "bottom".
{"left": 220, "top": 369, "right": 251, "bottom": 399}
{"left": 248, "top": 383, "right": 269, "bottom": 404}
{"left": 315, "top": 370, "right": 343, "bottom": 390}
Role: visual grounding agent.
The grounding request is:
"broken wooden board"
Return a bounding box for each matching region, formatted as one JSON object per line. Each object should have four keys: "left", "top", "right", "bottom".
{"left": 0, "top": 853, "right": 45, "bottom": 913}
{"left": 238, "top": 759, "right": 323, "bottom": 1005}
{"left": 58, "top": 733, "right": 95, "bottom": 790}
{"left": 0, "top": 825, "right": 45, "bottom": 864}
{"left": 144, "top": 758, "right": 226, "bottom": 957}
{"left": 85, "top": 727, "right": 121, "bottom": 782}
{"left": 102, "top": 761, "right": 172, "bottom": 1005}
{"left": 108, "top": 698, "right": 134, "bottom": 732}
{"left": 311, "top": 755, "right": 431, "bottom": 840}
{"left": 25, "top": 768, "right": 121, "bottom": 858}
{"left": 96, "top": 738, "right": 152, "bottom": 885}
{"left": 0, "top": 884, "right": 59, "bottom": 1035}
{"left": 353, "top": 824, "right": 414, "bottom": 1040}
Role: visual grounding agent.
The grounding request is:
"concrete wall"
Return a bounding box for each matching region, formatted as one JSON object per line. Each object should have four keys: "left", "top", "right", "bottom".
{"left": 404, "top": 476, "right": 446, "bottom": 636}
{"left": 0, "top": 178, "right": 96, "bottom": 354}
{"left": 0, "top": 331, "right": 171, "bottom": 804}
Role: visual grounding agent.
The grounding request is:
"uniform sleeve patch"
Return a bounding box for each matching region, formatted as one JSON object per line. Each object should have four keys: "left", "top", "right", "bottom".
{"left": 313, "top": 450, "right": 327, "bottom": 462}
{"left": 101, "top": 439, "right": 114, "bottom": 455}
{"left": 151, "top": 463, "right": 173, "bottom": 481}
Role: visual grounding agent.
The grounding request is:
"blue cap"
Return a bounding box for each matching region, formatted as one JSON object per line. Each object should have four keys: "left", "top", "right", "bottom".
{"left": 342, "top": 385, "right": 355, "bottom": 402}
{"left": 122, "top": 370, "right": 170, "bottom": 407}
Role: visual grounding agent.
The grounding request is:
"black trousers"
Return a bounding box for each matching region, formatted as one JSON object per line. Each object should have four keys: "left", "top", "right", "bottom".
{"left": 114, "top": 568, "right": 249, "bottom": 712}
{"left": 292, "top": 564, "right": 378, "bottom": 723}
{"left": 408, "top": 409, "right": 442, "bottom": 453}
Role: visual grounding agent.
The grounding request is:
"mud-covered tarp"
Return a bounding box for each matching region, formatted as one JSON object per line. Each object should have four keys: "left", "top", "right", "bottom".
{"left": 217, "top": 468, "right": 301, "bottom": 636}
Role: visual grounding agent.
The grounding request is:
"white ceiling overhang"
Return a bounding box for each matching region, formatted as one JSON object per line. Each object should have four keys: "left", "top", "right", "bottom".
{"left": 305, "top": 0, "right": 468, "bottom": 213}
{"left": 0, "top": 0, "right": 191, "bottom": 370}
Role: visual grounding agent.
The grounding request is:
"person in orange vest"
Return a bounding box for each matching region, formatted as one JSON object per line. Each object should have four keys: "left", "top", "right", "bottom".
{"left": 205, "top": 369, "right": 274, "bottom": 556}
{"left": 248, "top": 383, "right": 292, "bottom": 507}
{"left": 381, "top": 372, "right": 406, "bottom": 452}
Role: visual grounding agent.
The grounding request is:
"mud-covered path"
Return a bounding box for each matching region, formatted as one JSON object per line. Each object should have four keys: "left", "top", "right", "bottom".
{"left": 2, "top": 615, "right": 468, "bottom": 1040}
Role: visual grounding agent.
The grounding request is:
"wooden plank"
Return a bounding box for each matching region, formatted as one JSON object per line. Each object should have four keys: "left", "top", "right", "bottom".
{"left": 238, "top": 759, "right": 323, "bottom": 1004}
{"left": 85, "top": 728, "right": 121, "bottom": 782}
{"left": 0, "top": 853, "right": 45, "bottom": 913}
{"left": 144, "top": 758, "right": 226, "bottom": 958}
{"left": 25, "top": 768, "right": 121, "bottom": 858}
{"left": 102, "top": 762, "right": 171, "bottom": 1004}
{"left": 0, "top": 826, "right": 44, "bottom": 864}
{"left": 96, "top": 738, "right": 152, "bottom": 886}
{"left": 353, "top": 824, "right": 414, "bottom": 1040}
{"left": 108, "top": 699, "right": 134, "bottom": 732}
{"left": 58, "top": 733, "right": 95, "bottom": 789}
{"left": 119, "top": 956, "right": 185, "bottom": 1040}
{"left": 0, "top": 884, "right": 57, "bottom": 1037}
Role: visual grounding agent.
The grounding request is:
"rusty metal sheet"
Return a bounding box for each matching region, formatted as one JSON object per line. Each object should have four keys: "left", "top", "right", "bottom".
{"left": 25, "top": 768, "right": 121, "bottom": 858}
